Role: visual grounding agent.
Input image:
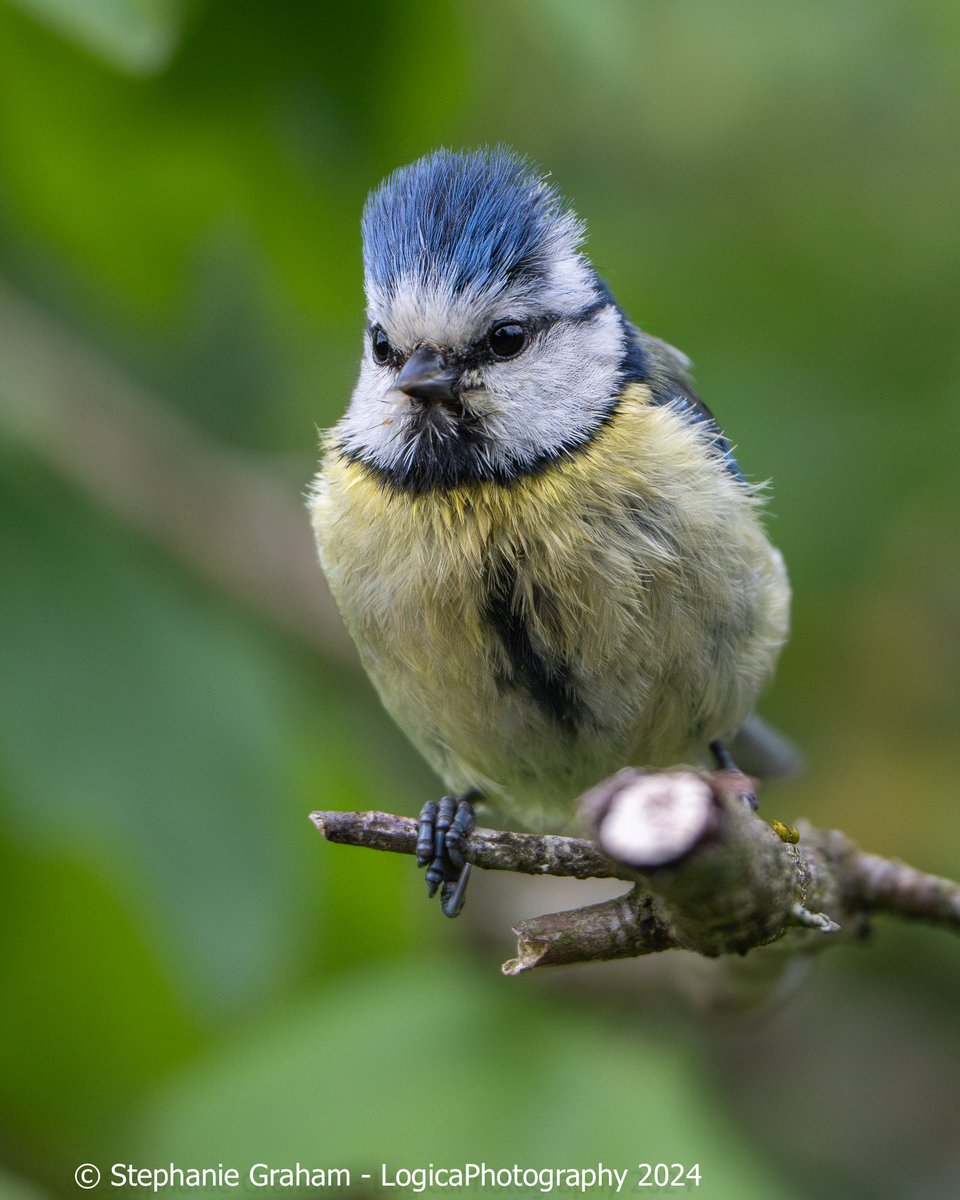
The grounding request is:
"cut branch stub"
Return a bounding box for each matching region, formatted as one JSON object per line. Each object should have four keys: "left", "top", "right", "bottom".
{"left": 583, "top": 767, "right": 841, "bottom": 957}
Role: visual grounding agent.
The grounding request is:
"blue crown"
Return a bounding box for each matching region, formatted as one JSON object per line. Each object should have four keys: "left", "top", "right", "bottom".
{"left": 361, "top": 148, "right": 583, "bottom": 299}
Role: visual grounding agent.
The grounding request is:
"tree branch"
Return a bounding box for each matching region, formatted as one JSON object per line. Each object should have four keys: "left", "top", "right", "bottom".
{"left": 310, "top": 768, "right": 960, "bottom": 976}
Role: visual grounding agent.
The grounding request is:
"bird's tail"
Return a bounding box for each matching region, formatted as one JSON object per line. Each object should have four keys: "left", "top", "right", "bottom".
{"left": 730, "top": 713, "right": 803, "bottom": 780}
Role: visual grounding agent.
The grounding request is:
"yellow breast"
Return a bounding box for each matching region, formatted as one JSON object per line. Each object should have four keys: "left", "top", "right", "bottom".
{"left": 310, "top": 385, "right": 789, "bottom": 828}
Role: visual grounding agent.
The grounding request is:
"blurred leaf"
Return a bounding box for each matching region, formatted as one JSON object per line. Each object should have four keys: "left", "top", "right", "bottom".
{"left": 0, "top": 446, "right": 312, "bottom": 1014}
{"left": 0, "top": 832, "right": 199, "bottom": 1155}
{"left": 0, "top": 0, "right": 464, "bottom": 323}
{"left": 133, "top": 963, "right": 804, "bottom": 1200}
{"left": 3, "top": 0, "right": 189, "bottom": 75}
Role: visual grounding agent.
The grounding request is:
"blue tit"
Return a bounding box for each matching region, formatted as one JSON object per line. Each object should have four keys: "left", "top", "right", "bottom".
{"left": 310, "top": 148, "right": 791, "bottom": 915}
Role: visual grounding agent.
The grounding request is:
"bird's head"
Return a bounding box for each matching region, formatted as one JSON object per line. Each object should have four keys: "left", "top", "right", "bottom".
{"left": 337, "top": 148, "right": 638, "bottom": 492}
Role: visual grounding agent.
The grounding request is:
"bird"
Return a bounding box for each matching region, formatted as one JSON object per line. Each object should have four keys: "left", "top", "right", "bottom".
{"left": 310, "top": 147, "right": 791, "bottom": 916}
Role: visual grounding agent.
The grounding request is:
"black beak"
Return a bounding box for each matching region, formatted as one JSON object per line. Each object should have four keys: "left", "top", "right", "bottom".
{"left": 396, "top": 346, "right": 460, "bottom": 405}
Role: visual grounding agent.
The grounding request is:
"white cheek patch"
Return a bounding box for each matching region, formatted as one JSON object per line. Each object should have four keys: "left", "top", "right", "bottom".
{"left": 480, "top": 304, "right": 625, "bottom": 463}
{"left": 337, "top": 356, "right": 413, "bottom": 464}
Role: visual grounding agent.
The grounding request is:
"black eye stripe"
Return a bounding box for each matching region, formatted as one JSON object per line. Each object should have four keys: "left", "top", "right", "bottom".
{"left": 461, "top": 299, "right": 612, "bottom": 367}
{"left": 367, "top": 298, "right": 613, "bottom": 371}
{"left": 476, "top": 298, "right": 611, "bottom": 352}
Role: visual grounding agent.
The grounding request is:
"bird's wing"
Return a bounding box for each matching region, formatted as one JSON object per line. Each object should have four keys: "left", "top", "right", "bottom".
{"left": 633, "top": 333, "right": 799, "bottom": 777}
{"left": 634, "top": 331, "right": 745, "bottom": 481}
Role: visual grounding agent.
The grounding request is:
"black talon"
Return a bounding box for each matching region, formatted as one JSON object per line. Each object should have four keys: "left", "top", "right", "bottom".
{"left": 440, "top": 864, "right": 472, "bottom": 918}
{"left": 710, "top": 738, "right": 759, "bottom": 810}
{"left": 709, "top": 739, "right": 736, "bottom": 772}
{"left": 415, "top": 793, "right": 478, "bottom": 916}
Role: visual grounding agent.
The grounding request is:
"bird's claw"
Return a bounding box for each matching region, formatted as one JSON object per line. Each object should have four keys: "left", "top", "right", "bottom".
{"left": 709, "top": 739, "right": 758, "bottom": 809}
{"left": 416, "top": 795, "right": 476, "bottom": 917}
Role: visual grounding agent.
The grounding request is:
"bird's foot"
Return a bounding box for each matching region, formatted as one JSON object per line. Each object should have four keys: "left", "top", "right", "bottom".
{"left": 415, "top": 794, "right": 477, "bottom": 917}
{"left": 709, "top": 739, "right": 758, "bottom": 810}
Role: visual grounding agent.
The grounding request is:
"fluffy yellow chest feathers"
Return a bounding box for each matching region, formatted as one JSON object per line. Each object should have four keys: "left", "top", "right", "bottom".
{"left": 311, "top": 388, "right": 789, "bottom": 827}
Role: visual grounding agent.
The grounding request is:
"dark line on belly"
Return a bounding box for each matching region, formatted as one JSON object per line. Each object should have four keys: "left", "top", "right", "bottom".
{"left": 481, "top": 558, "right": 584, "bottom": 734}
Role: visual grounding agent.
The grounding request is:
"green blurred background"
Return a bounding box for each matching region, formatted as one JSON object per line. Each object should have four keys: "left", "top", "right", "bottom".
{"left": 0, "top": 1, "right": 958, "bottom": 1197}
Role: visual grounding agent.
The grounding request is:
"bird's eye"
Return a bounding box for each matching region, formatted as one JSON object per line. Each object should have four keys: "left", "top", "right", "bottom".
{"left": 488, "top": 322, "right": 527, "bottom": 360}
{"left": 370, "top": 326, "right": 392, "bottom": 364}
